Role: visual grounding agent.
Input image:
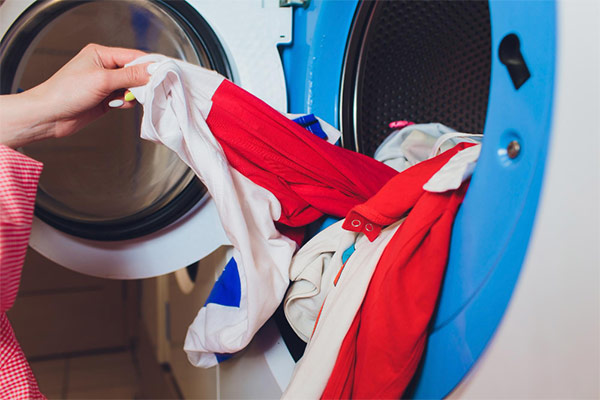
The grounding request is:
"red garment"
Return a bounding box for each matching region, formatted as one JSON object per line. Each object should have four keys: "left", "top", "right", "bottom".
{"left": 206, "top": 80, "right": 398, "bottom": 227}
{"left": 0, "top": 145, "right": 45, "bottom": 399}
{"left": 323, "top": 143, "right": 473, "bottom": 399}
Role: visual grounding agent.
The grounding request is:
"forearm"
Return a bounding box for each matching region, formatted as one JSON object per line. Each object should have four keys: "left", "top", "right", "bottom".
{"left": 0, "top": 89, "right": 56, "bottom": 148}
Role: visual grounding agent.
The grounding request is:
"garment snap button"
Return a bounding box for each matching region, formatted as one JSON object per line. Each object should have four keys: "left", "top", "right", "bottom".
{"left": 365, "top": 223, "right": 373, "bottom": 232}
{"left": 351, "top": 219, "right": 361, "bottom": 227}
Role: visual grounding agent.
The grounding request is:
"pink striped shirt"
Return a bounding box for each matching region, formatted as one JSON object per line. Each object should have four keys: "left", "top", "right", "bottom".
{"left": 0, "top": 145, "right": 45, "bottom": 399}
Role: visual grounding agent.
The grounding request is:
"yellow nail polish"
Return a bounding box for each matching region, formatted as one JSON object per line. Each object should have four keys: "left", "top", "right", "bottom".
{"left": 124, "top": 91, "right": 136, "bottom": 102}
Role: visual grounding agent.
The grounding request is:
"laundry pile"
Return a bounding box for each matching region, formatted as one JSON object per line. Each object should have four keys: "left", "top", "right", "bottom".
{"left": 129, "top": 55, "right": 482, "bottom": 398}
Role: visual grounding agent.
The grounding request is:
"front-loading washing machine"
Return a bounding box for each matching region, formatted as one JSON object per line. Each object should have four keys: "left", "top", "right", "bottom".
{"left": 1, "top": 0, "right": 598, "bottom": 398}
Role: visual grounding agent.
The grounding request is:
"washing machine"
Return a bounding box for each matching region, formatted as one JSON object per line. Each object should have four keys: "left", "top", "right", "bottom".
{"left": 1, "top": 0, "right": 598, "bottom": 399}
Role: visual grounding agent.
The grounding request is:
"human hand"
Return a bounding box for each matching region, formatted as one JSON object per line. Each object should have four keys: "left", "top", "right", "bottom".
{"left": 0, "top": 44, "right": 150, "bottom": 148}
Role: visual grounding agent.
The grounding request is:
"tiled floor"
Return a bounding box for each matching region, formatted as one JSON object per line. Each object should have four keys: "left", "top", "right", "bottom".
{"left": 30, "top": 350, "right": 141, "bottom": 399}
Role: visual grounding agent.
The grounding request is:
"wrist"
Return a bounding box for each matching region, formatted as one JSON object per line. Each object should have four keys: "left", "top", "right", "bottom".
{"left": 0, "top": 89, "right": 57, "bottom": 148}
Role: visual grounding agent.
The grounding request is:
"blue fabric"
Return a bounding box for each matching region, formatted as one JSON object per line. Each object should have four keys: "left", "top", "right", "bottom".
{"left": 216, "top": 353, "right": 233, "bottom": 363}
{"left": 319, "top": 216, "right": 340, "bottom": 231}
{"left": 305, "top": 216, "right": 341, "bottom": 244}
{"left": 204, "top": 257, "right": 241, "bottom": 308}
{"left": 334, "top": 244, "right": 356, "bottom": 287}
{"left": 341, "top": 244, "right": 356, "bottom": 264}
{"left": 293, "top": 114, "right": 328, "bottom": 140}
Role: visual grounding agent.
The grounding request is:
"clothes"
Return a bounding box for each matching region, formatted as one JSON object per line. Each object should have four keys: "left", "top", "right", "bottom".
{"left": 322, "top": 143, "right": 475, "bottom": 399}
{"left": 424, "top": 144, "right": 481, "bottom": 192}
{"left": 428, "top": 130, "right": 483, "bottom": 159}
{"left": 206, "top": 78, "right": 396, "bottom": 226}
{"left": 0, "top": 145, "right": 45, "bottom": 399}
{"left": 133, "top": 55, "right": 395, "bottom": 225}
{"left": 272, "top": 114, "right": 343, "bottom": 247}
{"left": 181, "top": 111, "right": 339, "bottom": 363}
{"left": 374, "top": 122, "right": 481, "bottom": 173}
{"left": 128, "top": 55, "right": 396, "bottom": 367}
{"left": 291, "top": 114, "right": 329, "bottom": 141}
{"left": 130, "top": 60, "right": 295, "bottom": 368}
{"left": 283, "top": 220, "right": 358, "bottom": 342}
{"left": 288, "top": 113, "right": 341, "bottom": 145}
{"left": 282, "top": 221, "right": 401, "bottom": 399}
{"left": 282, "top": 143, "right": 477, "bottom": 399}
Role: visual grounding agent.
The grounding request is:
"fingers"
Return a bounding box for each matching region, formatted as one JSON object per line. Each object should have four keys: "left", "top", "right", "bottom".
{"left": 105, "top": 62, "right": 151, "bottom": 93}
{"left": 89, "top": 43, "right": 147, "bottom": 69}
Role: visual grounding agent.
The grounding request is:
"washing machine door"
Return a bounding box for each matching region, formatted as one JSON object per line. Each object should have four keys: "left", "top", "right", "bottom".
{"left": 0, "top": 0, "right": 292, "bottom": 279}
{"left": 282, "top": 0, "right": 557, "bottom": 397}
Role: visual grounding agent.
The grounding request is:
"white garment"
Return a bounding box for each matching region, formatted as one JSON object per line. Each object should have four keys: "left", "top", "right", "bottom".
{"left": 424, "top": 144, "right": 482, "bottom": 192}
{"left": 374, "top": 123, "right": 482, "bottom": 172}
{"left": 128, "top": 54, "right": 296, "bottom": 367}
{"left": 429, "top": 131, "right": 483, "bottom": 159}
{"left": 282, "top": 220, "right": 402, "bottom": 399}
{"left": 284, "top": 220, "right": 358, "bottom": 342}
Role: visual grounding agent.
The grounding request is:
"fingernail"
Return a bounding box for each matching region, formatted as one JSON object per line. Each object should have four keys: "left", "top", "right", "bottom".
{"left": 124, "top": 91, "right": 136, "bottom": 102}
{"left": 108, "top": 99, "right": 124, "bottom": 108}
{"left": 147, "top": 63, "right": 158, "bottom": 75}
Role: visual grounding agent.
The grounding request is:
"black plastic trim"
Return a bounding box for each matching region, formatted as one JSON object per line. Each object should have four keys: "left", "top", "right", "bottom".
{"left": 35, "top": 180, "right": 208, "bottom": 241}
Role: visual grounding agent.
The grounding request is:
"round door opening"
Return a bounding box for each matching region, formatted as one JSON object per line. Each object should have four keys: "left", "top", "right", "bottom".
{"left": 340, "top": 0, "right": 491, "bottom": 156}
{"left": 0, "top": 0, "right": 231, "bottom": 240}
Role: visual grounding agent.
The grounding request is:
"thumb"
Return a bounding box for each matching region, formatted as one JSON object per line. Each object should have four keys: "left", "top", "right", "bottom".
{"left": 106, "top": 63, "right": 151, "bottom": 92}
